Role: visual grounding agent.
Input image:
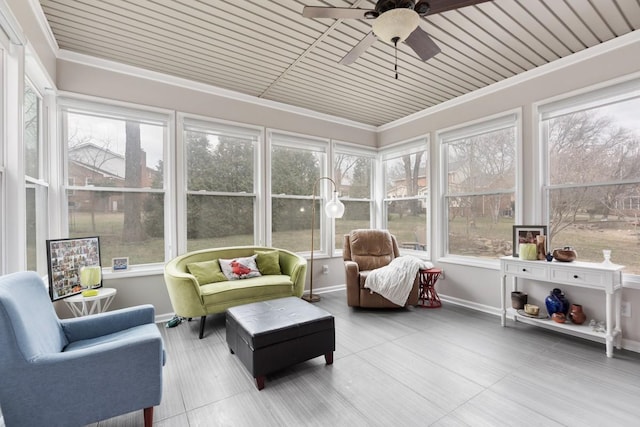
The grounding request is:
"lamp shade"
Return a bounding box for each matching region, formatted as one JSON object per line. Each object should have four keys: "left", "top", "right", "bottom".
{"left": 371, "top": 8, "right": 420, "bottom": 44}
{"left": 325, "top": 191, "right": 345, "bottom": 218}
{"left": 80, "top": 265, "right": 102, "bottom": 288}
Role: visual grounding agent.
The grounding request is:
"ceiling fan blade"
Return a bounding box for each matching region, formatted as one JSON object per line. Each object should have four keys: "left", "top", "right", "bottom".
{"left": 425, "top": 0, "right": 493, "bottom": 16}
{"left": 302, "top": 6, "right": 371, "bottom": 20}
{"left": 404, "top": 26, "right": 441, "bottom": 61}
{"left": 339, "top": 32, "right": 378, "bottom": 65}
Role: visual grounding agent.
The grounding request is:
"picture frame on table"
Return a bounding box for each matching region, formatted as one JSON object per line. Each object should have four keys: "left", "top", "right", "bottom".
{"left": 512, "top": 225, "right": 547, "bottom": 257}
{"left": 46, "top": 236, "right": 102, "bottom": 301}
{"left": 112, "top": 257, "right": 129, "bottom": 271}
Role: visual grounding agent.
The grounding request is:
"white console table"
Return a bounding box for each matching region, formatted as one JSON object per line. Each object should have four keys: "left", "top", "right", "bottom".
{"left": 500, "top": 256, "right": 624, "bottom": 357}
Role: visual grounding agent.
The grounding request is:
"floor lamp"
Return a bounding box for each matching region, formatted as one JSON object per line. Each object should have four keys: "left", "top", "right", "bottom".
{"left": 302, "top": 177, "right": 345, "bottom": 303}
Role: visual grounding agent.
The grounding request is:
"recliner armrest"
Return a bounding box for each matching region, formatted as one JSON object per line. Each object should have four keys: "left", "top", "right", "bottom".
{"left": 61, "top": 304, "right": 155, "bottom": 342}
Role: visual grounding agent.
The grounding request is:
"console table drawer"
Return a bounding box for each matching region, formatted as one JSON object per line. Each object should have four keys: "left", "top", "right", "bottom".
{"left": 504, "top": 262, "right": 547, "bottom": 279}
{"left": 550, "top": 267, "right": 606, "bottom": 287}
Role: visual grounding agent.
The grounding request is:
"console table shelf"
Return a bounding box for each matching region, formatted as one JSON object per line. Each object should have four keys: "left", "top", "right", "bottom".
{"left": 507, "top": 308, "right": 608, "bottom": 341}
{"left": 500, "top": 256, "right": 624, "bottom": 357}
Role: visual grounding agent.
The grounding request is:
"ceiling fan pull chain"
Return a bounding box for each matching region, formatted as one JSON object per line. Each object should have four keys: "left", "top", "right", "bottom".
{"left": 393, "top": 36, "right": 399, "bottom": 80}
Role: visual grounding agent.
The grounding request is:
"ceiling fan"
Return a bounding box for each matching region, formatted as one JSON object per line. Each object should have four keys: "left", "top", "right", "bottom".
{"left": 303, "top": 0, "right": 491, "bottom": 72}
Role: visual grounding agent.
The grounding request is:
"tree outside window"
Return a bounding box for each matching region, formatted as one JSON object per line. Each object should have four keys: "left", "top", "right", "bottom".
{"left": 25, "top": 81, "right": 47, "bottom": 272}
{"left": 184, "top": 122, "right": 257, "bottom": 251}
{"left": 63, "top": 106, "right": 167, "bottom": 266}
{"left": 382, "top": 142, "right": 429, "bottom": 253}
{"left": 333, "top": 149, "right": 373, "bottom": 249}
{"left": 443, "top": 117, "right": 517, "bottom": 258}
{"left": 543, "top": 94, "right": 640, "bottom": 274}
{"left": 270, "top": 136, "right": 326, "bottom": 253}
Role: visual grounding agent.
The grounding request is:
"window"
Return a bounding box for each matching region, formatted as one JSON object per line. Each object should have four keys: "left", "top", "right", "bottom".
{"left": 333, "top": 144, "right": 375, "bottom": 250}
{"left": 182, "top": 117, "right": 260, "bottom": 252}
{"left": 441, "top": 114, "right": 517, "bottom": 259}
{"left": 269, "top": 131, "right": 329, "bottom": 253}
{"left": 381, "top": 139, "right": 429, "bottom": 254}
{"left": 61, "top": 100, "right": 169, "bottom": 266}
{"left": 0, "top": 39, "right": 4, "bottom": 272}
{"left": 24, "top": 80, "right": 48, "bottom": 272}
{"left": 541, "top": 79, "right": 640, "bottom": 275}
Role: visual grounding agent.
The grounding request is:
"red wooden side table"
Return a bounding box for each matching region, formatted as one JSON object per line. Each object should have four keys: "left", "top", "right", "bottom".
{"left": 418, "top": 268, "right": 442, "bottom": 308}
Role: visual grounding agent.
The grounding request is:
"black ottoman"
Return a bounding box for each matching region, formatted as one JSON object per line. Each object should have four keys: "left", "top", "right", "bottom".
{"left": 226, "top": 297, "right": 335, "bottom": 390}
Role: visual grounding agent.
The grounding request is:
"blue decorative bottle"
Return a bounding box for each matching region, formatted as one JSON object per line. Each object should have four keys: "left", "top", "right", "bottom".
{"left": 545, "top": 288, "right": 569, "bottom": 315}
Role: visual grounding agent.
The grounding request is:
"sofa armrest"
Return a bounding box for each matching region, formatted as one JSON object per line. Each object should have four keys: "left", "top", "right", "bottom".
{"left": 278, "top": 249, "right": 308, "bottom": 297}
{"left": 344, "top": 261, "right": 360, "bottom": 307}
{"left": 60, "top": 305, "right": 155, "bottom": 342}
{"left": 164, "top": 257, "right": 207, "bottom": 317}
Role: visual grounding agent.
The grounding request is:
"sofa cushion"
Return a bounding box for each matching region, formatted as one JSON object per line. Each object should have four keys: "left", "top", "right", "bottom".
{"left": 219, "top": 255, "right": 262, "bottom": 280}
{"left": 255, "top": 250, "right": 282, "bottom": 275}
{"left": 200, "top": 275, "right": 294, "bottom": 307}
{"left": 186, "top": 260, "right": 227, "bottom": 285}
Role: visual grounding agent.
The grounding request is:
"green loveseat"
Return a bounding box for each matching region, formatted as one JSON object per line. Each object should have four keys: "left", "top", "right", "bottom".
{"left": 164, "top": 246, "right": 307, "bottom": 338}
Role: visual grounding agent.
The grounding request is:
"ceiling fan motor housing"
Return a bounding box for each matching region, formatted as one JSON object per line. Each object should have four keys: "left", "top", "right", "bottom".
{"left": 376, "top": 0, "right": 416, "bottom": 15}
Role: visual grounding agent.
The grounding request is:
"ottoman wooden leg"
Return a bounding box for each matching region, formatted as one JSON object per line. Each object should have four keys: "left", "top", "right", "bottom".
{"left": 255, "top": 376, "right": 265, "bottom": 390}
{"left": 325, "top": 351, "right": 333, "bottom": 365}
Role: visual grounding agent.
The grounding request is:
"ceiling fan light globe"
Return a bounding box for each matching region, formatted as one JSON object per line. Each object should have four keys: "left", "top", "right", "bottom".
{"left": 372, "top": 8, "right": 420, "bottom": 44}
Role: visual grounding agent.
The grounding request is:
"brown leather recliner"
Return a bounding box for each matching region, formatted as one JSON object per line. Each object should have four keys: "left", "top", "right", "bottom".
{"left": 343, "top": 229, "right": 419, "bottom": 308}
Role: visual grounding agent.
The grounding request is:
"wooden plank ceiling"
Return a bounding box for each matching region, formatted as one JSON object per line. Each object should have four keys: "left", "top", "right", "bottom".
{"left": 38, "top": 0, "right": 640, "bottom": 127}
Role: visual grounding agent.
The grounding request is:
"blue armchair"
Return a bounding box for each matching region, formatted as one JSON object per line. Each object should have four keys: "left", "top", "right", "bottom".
{"left": 0, "top": 271, "right": 165, "bottom": 427}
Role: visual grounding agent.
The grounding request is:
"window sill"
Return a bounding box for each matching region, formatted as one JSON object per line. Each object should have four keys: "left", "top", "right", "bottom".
{"left": 102, "top": 263, "right": 164, "bottom": 280}
{"left": 437, "top": 256, "right": 500, "bottom": 270}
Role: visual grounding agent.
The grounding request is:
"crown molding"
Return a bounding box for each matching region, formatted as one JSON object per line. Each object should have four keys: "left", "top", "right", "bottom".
{"left": 57, "top": 50, "right": 377, "bottom": 133}
{"left": 27, "top": 0, "right": 58, "bottom": 54}
{"left": 378, "top": 29, "right": 640, "bottom": 132}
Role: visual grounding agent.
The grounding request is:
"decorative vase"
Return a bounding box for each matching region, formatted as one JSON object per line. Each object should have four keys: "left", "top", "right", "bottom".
{"left": 551, "top": 312, "right": 566, "bottom": 323}
{"left": 569, "top": 304, "right": 586, "bottom": 325}
{"left": 545, "top": 288, "right": 569, "bottom": 315}
{"left": 511, "top": 291, "right": 528, "bottom": 309}
{"left": 536, "top": 235, "right": 547, "bottom": 260}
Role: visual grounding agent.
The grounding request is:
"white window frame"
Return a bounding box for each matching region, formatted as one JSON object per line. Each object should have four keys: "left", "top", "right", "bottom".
{"left": 24, "top": 78, "right": 50, "bottom": 273}
{"left": 58, "top": 95, "right": 173, "bottom": 270}
{"left": 439, "top": 111, "right": 521, "bottom": 267}
{"left": 179, "top": 113, "right": 263, "bottom": 253}
{"left": 267, "top": 129, "right": 331, "bottom": 256}
{"left": 333, "top": 141, "right": 377, "bottom": 254}
{"left": 379, "top": 136, "right": 430, "bottom": 258}
{"left": 538, "top": 76, "right": 640, "bottom": 283}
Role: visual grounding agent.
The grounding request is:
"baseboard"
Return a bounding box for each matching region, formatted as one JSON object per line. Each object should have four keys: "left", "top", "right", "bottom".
{"left": 315, "top": 284, "right": 348, "bottom": 294}
{"left": 439, "top": 295, "right": 502, "bottom": 317}
{"left": 155, "top": 312, "right": 176, "bottom": 324}
{"left": 621, "top": 338, "right": 640, "bottom": 353}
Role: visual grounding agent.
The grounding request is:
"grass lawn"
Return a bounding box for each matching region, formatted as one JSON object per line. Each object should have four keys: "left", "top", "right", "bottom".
{"left": 64, "top": 211, "right": 639, "bottom": 275}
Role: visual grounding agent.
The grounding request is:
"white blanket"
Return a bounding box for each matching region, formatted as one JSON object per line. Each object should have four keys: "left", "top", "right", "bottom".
{"left": 364, "top": 256, "right": 433, "bottom": 306}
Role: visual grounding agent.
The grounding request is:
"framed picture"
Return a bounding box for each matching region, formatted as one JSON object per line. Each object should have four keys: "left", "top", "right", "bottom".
{"left": 512, "top": 225, "right": 547, "bottom": 257}
{"left": 112, "top": 257, "right": 129, "bottom": 271}
{"left": 46, "top": 236, "right": 102, "bottom": 301}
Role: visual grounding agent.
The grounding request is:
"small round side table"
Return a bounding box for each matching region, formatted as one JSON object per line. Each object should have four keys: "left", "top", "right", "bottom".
{"left": 418, "top": 268, "right": 442, "bottom": 308}
{"left": 64, "top": 287, "right": 117, "bottom": 317}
